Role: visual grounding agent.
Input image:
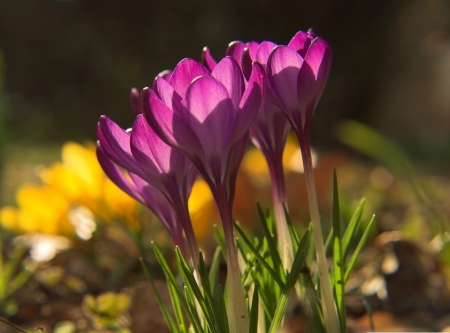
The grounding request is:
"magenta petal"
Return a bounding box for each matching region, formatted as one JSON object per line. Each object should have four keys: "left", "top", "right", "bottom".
{"left": 249, "top": 99, "right": 290, "bottom": 160}
{"left": 128, "top": 172, "right": 179, "bottom": 237}
{"left": 169, "top": 58, "right": 211, "bottom": 99}
{"left": 255, "top": 41, "right": 277, "bottom": 66}
{"left": 97, "top": 116, "right": 144, "bottom": 178}
{"left": 267, "top": 46, "right": 303, "bottom": 121}
{"left": 182, "top": 76, "right": 234, "bottom": 154}
{"left": 288, "top": 30, "right": 314, "bottom": 58}
{"left": 230, "top": 62, "right": 265, "bottom": 145}
{"left": 241, "top": 48, "right": 253, "bottom": 81}
{"left": 152, "top": 78, "right": 182, "bottom": 112}
{"left": 297, "top": 38, "right": 332, "bottom": 127}
{"left": 96, "top": 145, "right": 145, "bottom": 205}
{"left": 130, "top": 88, "right": 143, "bottom": 115}
{"left": 201, "top": 46, "right": 217, "bottom": 72}
{"left": 211, "top": 57, "right": 244, "bottom": 110}
{"left": 226, "top": 41, "right": 246, "bottom": 64}
{"left": 130, "top": 115, "right": 175, "bottom": 176}
{"left": 144, "top": 89, "right": 202, "bottom": 161}
{"left": 246, "top": 41, "right": 259, "bottom": 60}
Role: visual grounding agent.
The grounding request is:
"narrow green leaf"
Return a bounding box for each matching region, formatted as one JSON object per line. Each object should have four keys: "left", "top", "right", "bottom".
{"left": 175, "top": 249, "right": 217, "bottom": 333}
{"left": 208, "top": 247, "right": 222, "bottom": 299}
{"left": 283, "top": 204, "right": 300, "bottom": 251}
{"left": 234, "top": 222, "right": 285, "bottom": 288}
{"left": 269, "top": 230, "right": 310, "bottom": 333}
{"left": 151, "top": 243, "right": 189, "bottom": 331}
{"left": 249, "top": 285, "right": 259, "bottom": 333}
{"left": 183, "top": 285, "right": 203, "bottom": 332}
{"left": 198, "top": 252, "right": 226, "bottom": 333}
{"left": 342, "top": 198, "right": 366, "bottom": 259}
{"left": 336, "top": 120, "right": 447, "bottom": 233}
{"left": 267, "top": 293, "right": 289, "bottom": 333}
{"left": 344, "top": 215, "right": 376, "bottom": 283}
{"left": 216, "top": 285, "right": 228, "bottom": 333}
{"left": 256, "top": 203, "right": 283, "bottom": 274}
{"left": 301, "top": 274, "right": 325, "bottom": 333}
{"left": 213, "top": 224, "right": 227, "bottom": 258}
{"left": 139, "top": 258, "right": 180, "bottom": 333}
{"left": 331, "top": 170, "right": 347, "bottom": 333}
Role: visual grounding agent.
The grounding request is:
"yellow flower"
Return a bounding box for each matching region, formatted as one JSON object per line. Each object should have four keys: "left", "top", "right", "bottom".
{"left": 0, "top": 185, "right": 73, "bottom": 236}
{"left": 0, "top": 142, "right": 141, "bottom": 237}
{"left": 188, "top": 179, "right": 219, "bottom": 247}
{"left": 41, "top": 142, "right": 141, "bottom": 228}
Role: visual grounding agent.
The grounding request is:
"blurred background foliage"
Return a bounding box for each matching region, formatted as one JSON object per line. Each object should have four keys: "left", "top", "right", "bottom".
{"left": 0, "top": 0, "right": 450, "bottom": 204}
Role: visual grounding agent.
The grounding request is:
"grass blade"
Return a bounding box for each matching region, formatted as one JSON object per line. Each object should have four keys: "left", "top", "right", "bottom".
{"left": 331, "top": 170, "right": 346, "bottom": 333}
{"left": 139, "top": 258, "right": 180, "bottom": 333}
{"left": 344, "top": 215, "right": 376, "bottom": 283}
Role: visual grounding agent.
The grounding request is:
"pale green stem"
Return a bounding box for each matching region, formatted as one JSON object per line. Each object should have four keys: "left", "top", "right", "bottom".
{"left": 268, "top": 163, "right": 294, "bottom": 272}
{"left": 300, "top": 137, "right": 340, "bottom": 333}
{"left": 216, "top": 190, "right": 249, "bottom": 333}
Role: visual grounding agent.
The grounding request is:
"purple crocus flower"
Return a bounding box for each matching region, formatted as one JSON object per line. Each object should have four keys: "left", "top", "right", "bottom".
{"left": 143, "top": 57, "right": 265, "bottom": 333}
{"left": 96, "top": 114, "right": 199, "bottom": 264}
{"left": 266, "top": 30, "right": 332, "bottom": 144}
{"left": 265, "top": 30, "right": 339, "bottom": 333}
{"left": 203, "top": 40, "right": 294, "bottom": 269}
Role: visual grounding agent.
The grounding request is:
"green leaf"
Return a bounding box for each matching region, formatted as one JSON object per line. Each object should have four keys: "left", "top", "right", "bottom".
{"left": 249, "top": 285, "right": 259, "bottom": 333}
{"left": 331, "top": 170, "right": 346, "bottom": 333}
{"left": 139, "top": 258, "right": 180, "bottom": 333}
{"left": 234, "top": 222, "right": 285, "bottom": 289}
{"left": 268, "top": 229, "right": 310, "bottom": 333}
{"left": 341, "top": 198, "right": 366, "bottom": 259}
{"left": 151, "top": 243, "right": 189, "bottom": 332}
{"left": 336, "top": 120, "right": 447, "bottom": 233}
{"left": 257, "top": 204, "right": 283, "bottom": 275}
{"left": 344, "top": 215, "right": 376, "bottom": 283}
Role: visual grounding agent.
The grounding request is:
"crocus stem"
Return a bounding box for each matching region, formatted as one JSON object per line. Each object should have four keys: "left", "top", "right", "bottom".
{"left": 268, "top": 162, "right": 294, "bottom": 271}
{"left": 299, "top": 135, "right": 340, "bottom": 333}
{"left": 176, "top": 202, "right": 200, "bottom": 268}
{"left": 216, "top": 192, "right": 249, "bottom": 333}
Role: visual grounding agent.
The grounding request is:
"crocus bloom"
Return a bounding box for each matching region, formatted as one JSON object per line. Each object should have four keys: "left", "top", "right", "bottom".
{"left": 144, "top": 57, "right": 265, "bottom": 333}
{"left": 203, "top": 40, "right": 294, "bottom": 270}
{"left": 265, "top": 30, "right": 339, "bottom": 333}
{"left": 97, "top": 114, "right": 199, "bottom": 263}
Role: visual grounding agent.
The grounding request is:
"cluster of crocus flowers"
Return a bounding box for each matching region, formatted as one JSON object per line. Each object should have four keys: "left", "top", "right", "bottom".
{"left": 97, "top": 29, "right": 334, "bottom": 333}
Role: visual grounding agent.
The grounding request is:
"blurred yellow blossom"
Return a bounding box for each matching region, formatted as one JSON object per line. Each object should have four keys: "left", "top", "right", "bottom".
{"left": 188, "top": 179, "right": 219, "bottom": 246}
{"left": 0, "top": 142, "right": 141, "bottom": 238}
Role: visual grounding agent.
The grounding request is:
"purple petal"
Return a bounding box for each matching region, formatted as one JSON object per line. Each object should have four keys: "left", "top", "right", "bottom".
{"left": 246, "top": 41, "right": 259, "bottom": 60}
{"left": 130, "top": 114, "right": 177, "bottom": 176}
{"left": 241, "top": 48, "right": 253, "bottom": 81}
{"left": 128, "top": 172, "right": 180, "bottom": 239}
{"left": 297, "top": 38, "right": 332, "bottom": 128}
{"left": 182, "top": 76, "right": 234, "bottom": 154}
{"left": 288, "top": 30, "right": 314, "bottom": 58}
{"left": 226, "top": 41, "right": 246, "bottom": 64}
{"left": 96, "top": 145, "right": 145, "bottom": 205}
{"left": 130, "top": 88, "right": 143, "bottom": 115}
{"left": 152, "top": 78, "right": 182, "bottom": 113}
{"left": 169, "top": 58, "right": 211, "bottom": 99}
{"left": 143, "top": 88, "right": 202, "bottom": 161}
{"left": 255, "top": 41, "right": 277, "bottom": 66}
{"left": 249, "top": 99, "right": 290, "bottom": 161}
{"left": 230, "top": 62, "right": 266, "bottom": 146}
{"left": 152, "top": 70, "right": 173, "bottom": 91}
{"left": 201, "top": 46, "right": 217, "bottom": 72}
{"left": 226, "top": 133, "right": 250, "bottom": 204}
{"left": 267, "top": 46, "right": 303, "bottom": 123}
{"left": 97, "top": 116, "right": 145, "bottom": 178}
{"left": 211, "top": 57, "right": 244, "bottom": 111}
